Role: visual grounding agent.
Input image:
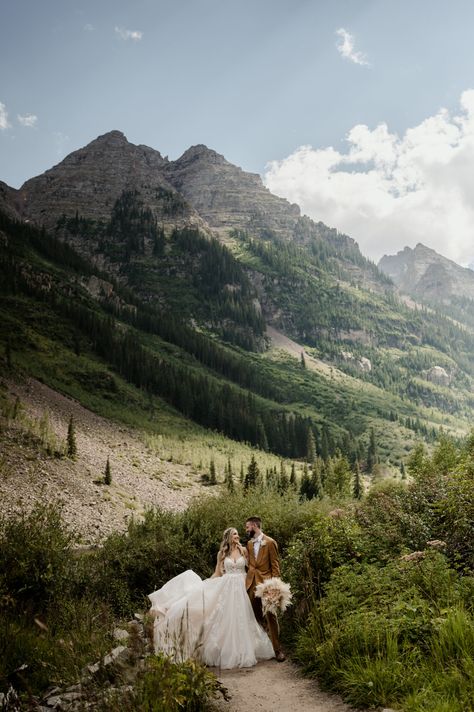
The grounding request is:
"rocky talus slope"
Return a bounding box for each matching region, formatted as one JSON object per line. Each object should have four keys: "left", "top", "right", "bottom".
{"left": 1, "top": 377, "right": 203, "bottom": 544}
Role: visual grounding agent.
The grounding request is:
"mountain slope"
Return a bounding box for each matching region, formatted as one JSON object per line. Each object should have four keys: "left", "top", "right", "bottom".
{"left": 2, "top": 131, "right": 474, "bottom": 472}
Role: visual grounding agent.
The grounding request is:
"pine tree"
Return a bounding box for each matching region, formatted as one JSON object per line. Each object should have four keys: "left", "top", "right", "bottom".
{"left": 278, "top": 460, "right": 289, "bottom": 493}
{"left": 104, "top": 456, "right": 112, "bottom": 485}
{"left": 366, "top": 427, "right": 378, "bottom": 473}
{"left": 227, "top": 468, "right": 235, "bottom": 493}
{"left": 290, "top": 462, "right": 297, "bottom": 488}
{"left": 209, "top": 459, "right": 217, "bottom": 485}
{"left": 67, "top": 415, "right": 77, "bottom": 459}
{"left": 299, "top": 462, "right": 311, "bottom": 499}
{"left": 256, "top": 416, "right": 269, "bottom": 452}
{"left": 244, "top": 455, "right": 260, "bottom": 490}
{"left": 310, "top": 457, "right": 324, "bottom": 499}
{"left": 306, "top": 427, "right": 317, "bottom": 463}
{"left": 240, "top": 462, "right": 245, "bottom": 484}
{"left": 300, "top": 351, "right": 306, "bottom": 369}
{"left": 353, "top": 460, "right": 363, "bottom": 499}
{"left": 332, "top": 453, "right": 352, "bottom": 497}
{"left": 321, "top": 426, "right": 330, "bottom": 461}
{"left": 400, "top": 461, "right": 406, "bottom": 480}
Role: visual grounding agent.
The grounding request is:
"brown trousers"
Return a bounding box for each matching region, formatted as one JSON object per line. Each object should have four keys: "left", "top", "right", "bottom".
{"left": 248, "top": 586, "right": 280, "bottom": 654}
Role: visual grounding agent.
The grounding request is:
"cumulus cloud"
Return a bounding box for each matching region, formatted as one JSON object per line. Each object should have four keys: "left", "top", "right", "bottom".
{"left": 263, "top": 90, "right": 474, "bottom": 266}
{"left": 18, "top": 113, "right": 38, "bottom": 127}
{"left": 115, "top": 26, "right": 143, "bottom": 41}
{"left": 335, "top": 28, "right": 370, "bottom": 67}
{"left": 0, "top": 102, "right": 11, "bottom": 130}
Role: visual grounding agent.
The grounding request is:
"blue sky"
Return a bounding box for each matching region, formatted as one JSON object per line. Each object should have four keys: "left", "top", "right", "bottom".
{"left": 2, "top": 0, "right": 474, "bottom": 263}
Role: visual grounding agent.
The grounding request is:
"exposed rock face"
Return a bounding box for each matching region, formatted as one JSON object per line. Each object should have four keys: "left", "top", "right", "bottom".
{"left": 164, "top": 144, "right": 301, "bottom": 239}
{"left": 0, "top": 180, "right": 21, "bottom": 220}
{"left": 341, "top": 351, "right": 372, "bottom": 372}
{"left": 424, "top": 366, "right": 451, "bottom": 386}
{"left": 18, "top": 130, "right": 207, "bottom": 233}
{"left": 378, "top": 243, "right": 474, "bottom": 302}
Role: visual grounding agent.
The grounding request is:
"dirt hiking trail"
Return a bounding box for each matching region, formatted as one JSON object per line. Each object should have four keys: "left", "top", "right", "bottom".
{"left": 213, "top": 659, "right": 356, "bottom": 712}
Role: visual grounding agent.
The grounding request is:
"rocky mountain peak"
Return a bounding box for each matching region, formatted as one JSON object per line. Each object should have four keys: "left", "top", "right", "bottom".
{"left": 379, "top": 243, "right": 474, "bottom": 303}
{"left": 17, "top": 129, "right": 188, "bottom": 231}
{"left": 164, "top": 144, "right": 300, "bottom": 239}
{"left": 174, "top": 144, "right": 228, "bottom": 166}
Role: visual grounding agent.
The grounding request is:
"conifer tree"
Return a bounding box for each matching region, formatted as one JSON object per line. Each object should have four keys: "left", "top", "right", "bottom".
{"left": 311, "top": 463, "right": 323, "bottom": 500}
{"left": 244, "top": 455, "right": 259, "bottom": 490}
{"left": 353, "top": 460, "right": 363, "bottom": 499}
{"left": 67, "top": 415, "right": 77, "bottom": 459}
{"left": 306, "top": 427, "right": 317, "bottom": 463}
{"left": 290, "top": 462, "right": 297, "bottom": 488}
{"left": 300, "top": 351, "right": 306, "bottom": 369}
{"left": 209, "top": 459, "right": 217, "bottom": 485}
{"left": 333, "top": 453, "right": 352, "bottom": 497}
{"left": 400, "top": 461, "right": 406, "bottom": 480}
{"left": 240, "top": 462, "right": 245, "bottom": 484}
{"left": 278, "top": 460, "right": 289, "bottom": 493}
{"left": 299, "top": 462, "right": 311, "bottom": 499}
{"left": 366, "top": 427, "right": 378, "bottom": 473}
{"left": 256, "top": 416, "right": 269, "bottom": 452}
{"left": 321, "top": 426, "right": 330, "bottom": 461}
{"left": 104, "top": 456, "right": 112, "bottom": 485}
{"left": 227, "top": 468, "right": 235, "bottom": 493}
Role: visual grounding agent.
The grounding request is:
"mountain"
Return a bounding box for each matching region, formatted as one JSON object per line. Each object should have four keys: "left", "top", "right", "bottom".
{"left": 379, "top": 243, "right": 474, "bottom": 327}
{"left": 2, "top": 129, "right": 474, "bottom": 482}
{"left": 17, "top": 130, "right": 211, "bottom": 239}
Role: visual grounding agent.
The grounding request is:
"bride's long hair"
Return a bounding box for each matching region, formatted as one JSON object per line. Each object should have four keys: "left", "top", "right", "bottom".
{"left": 215, "top": 527, "right": 245, "bottom": 574}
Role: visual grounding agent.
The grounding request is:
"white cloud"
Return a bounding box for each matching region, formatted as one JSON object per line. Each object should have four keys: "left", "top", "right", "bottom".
{"left": 263, "top": 90, "right": 474, "bottom": 266}
{"left": 115, "top": 26, "right": 143, "bottom": 41}
{"left": 84, "top": 23, "right": 95, "bottom": 32}
{"left": 0, "top": 102, "right": 11, "bottom": 130}
{"left": 18, "top": 113, "right": 38, "bottom": 127}
{"left": 335, "top": 28, "right": 370, "bottom": 67}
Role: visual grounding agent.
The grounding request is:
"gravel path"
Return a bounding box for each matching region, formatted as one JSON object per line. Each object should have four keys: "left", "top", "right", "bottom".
{"left": 213, "top": 659, "right": 355, "bottom": 712}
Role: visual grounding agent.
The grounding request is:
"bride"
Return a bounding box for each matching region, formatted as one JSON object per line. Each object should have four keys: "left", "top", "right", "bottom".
{"left": 148, "top": 527, "right": 274, "bottom": 669}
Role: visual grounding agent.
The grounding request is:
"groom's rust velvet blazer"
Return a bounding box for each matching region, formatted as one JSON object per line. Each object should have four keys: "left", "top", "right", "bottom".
{"left": 245, "top": 534, "right": 281, "bottom": 591}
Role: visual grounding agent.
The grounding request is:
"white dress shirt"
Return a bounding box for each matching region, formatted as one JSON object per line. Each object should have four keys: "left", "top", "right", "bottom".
{"left": 253, "top": 532, "right": 264, "bottom": 559}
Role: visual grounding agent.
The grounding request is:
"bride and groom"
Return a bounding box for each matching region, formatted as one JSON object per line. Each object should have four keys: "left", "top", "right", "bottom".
{"left": 148, "top": 516, "right": 286, "bottom": 669}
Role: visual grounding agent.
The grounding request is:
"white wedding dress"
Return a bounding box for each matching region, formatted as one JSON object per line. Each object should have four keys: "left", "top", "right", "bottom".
{"left": 148, "top": 555, "right": 274, "bottom": 669}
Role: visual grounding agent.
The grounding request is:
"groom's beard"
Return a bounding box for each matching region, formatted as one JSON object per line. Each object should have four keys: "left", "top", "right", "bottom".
{"left": 246, "top": 529, "right": 255, "bottom": 541}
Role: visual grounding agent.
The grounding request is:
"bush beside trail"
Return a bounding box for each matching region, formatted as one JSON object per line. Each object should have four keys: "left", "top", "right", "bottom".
{"left": 1, "top": 434, "right": 474, "bottom": 710}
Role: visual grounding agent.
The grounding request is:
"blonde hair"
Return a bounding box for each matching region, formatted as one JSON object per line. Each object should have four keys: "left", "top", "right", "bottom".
{"left": 215, "top": 527, "right": 244, "bottom": 575}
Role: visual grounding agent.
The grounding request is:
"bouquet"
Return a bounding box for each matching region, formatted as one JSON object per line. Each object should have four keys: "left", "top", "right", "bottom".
{"left": 255, "top": 577, "right": 292, "bottom": 617}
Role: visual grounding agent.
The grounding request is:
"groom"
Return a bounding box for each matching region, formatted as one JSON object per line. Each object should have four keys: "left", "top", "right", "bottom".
{"left": 245, "top": 516, "right": 285, "bottom": 662}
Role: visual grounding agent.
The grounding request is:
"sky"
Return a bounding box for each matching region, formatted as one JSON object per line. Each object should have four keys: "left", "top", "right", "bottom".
{"left": 2, "top": 0, "right": 474, "bottom": 265}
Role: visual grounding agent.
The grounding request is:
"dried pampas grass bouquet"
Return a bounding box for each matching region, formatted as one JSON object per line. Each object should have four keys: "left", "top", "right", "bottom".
{"left": 255, "top": 577, "right": 293, "bottom": 617}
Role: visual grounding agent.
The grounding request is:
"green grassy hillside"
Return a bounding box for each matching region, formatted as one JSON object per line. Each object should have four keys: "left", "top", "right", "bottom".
{"left": 1, "top": 206, "right": 473, "bottom": 476}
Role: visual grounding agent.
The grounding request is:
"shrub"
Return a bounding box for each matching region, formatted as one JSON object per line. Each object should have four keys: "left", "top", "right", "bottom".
{"left": 84, "top": 508, "right": 203, "bottom": 616}
{"left": 0, "top": 502, "right": 75, "bottom": 610}
{"left": 94, "top": 654, "right": 218, "bottom": 711}
{"left": 293, "top": 550, "right": 474, "bottom": 709}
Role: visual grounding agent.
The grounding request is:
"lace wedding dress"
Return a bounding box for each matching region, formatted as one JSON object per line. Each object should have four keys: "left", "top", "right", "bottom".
{"left": 148, "top": 555, "right": 274, "bottom": 668}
